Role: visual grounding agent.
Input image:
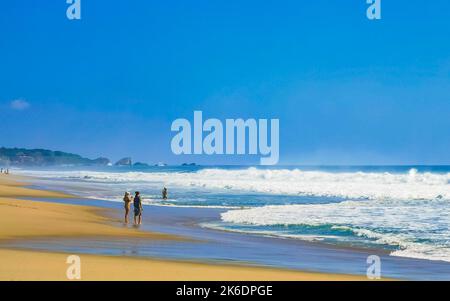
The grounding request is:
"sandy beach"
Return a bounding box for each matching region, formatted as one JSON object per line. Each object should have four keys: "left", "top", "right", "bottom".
{"left": 0, "top": 174, "right": 366, "bottom": 281}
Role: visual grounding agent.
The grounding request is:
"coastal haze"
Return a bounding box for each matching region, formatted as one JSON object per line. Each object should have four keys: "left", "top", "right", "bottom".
{"left": 1, "top": 1, "right": 450, "bottom": 166}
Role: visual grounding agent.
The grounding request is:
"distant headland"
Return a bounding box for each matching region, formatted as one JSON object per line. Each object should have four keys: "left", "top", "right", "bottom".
{"left": 0, "top": 147, "right": 195, "bottom": 167}
{"left": 0, "top": 147, "right": 111, "bottom": 167}
{"left": 0, "top": 147, "right": 177, "bottom": 167}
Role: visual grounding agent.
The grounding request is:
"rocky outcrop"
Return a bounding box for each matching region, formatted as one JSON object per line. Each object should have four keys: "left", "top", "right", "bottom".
{"left": 115, "top": 157, "right": 132, "bottom": 166}
{"left": 133, "top": 162, "right": 149, "bottom": 168}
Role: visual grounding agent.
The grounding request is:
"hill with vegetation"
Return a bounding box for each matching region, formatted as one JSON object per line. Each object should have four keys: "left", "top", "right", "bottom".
{"left": 0, "top": 147, "right": 110, "bottom": 167}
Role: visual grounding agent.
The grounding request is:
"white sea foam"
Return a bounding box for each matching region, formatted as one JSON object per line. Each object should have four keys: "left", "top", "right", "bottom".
{"left": 16, "top": 167, "right": 450, "bottom": 201}
{"left": 221, "top": 199, "right": 450, "bottom": 262}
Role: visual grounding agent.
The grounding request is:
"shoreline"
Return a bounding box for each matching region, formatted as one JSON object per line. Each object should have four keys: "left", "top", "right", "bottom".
{"left": 0, "top": 174, "right": 368, "bottom": 281}
{"left": 0, "top": 175, "right": 176, "bottom": 242}
{"left": 0, "top": 248, "right": 364, "bottom": 281}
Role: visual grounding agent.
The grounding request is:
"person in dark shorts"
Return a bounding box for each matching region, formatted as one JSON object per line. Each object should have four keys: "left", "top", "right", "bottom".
{"left": 133, "top": 191, "right": 143, "bottom": 225}
{"left": 162, "top": 187, "right": 168, "bottom": 200}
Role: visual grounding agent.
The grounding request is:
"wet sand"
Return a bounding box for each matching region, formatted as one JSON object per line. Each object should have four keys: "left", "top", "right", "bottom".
{"left": 0, "top": 174, "right": 366, "bottom": 281}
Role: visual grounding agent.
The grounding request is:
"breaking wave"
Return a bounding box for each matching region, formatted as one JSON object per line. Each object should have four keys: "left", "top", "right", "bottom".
{"left": 221, "top": 198, "right": 450, "bottom": 262}
{"left": 17, "top": 167, "right": 450, "bottom": 201}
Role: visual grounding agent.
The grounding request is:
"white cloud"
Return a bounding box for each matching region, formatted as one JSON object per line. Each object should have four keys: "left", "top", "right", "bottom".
{"left": 10, "top": 99, "right": 30, "bottom": 111}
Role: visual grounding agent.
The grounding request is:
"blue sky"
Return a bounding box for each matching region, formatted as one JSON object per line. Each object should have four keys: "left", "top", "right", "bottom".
{"left": 1, "top": 0, "right": 449, "bottom": 165}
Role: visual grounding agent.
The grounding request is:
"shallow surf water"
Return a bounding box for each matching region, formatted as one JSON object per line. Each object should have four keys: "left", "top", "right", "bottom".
{"left": 16, "top": 165, "right": 450, "bottom": 263}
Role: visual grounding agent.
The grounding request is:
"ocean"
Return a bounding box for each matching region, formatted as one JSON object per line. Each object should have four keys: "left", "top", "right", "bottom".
{"left": 16, "top": 165, "right": 450, "bottom": 263}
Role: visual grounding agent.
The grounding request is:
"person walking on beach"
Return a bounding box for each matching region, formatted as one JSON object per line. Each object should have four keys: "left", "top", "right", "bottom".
{"left": 133, "top": 191, "right": 143, "bottom": 225}
{"left": 123, "top": 192, "right": 133, "bottom": 224}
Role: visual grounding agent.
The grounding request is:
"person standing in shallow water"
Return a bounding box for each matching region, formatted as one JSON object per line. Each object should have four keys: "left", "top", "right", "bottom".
{"left": 123, "top": 192, "right": 133, "bottom": 224}
{"left": 162, "top": 187, "right": 168, "bottom": 200}
{"left": 133, "top": 191, "right": 143, "bottom": 225}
